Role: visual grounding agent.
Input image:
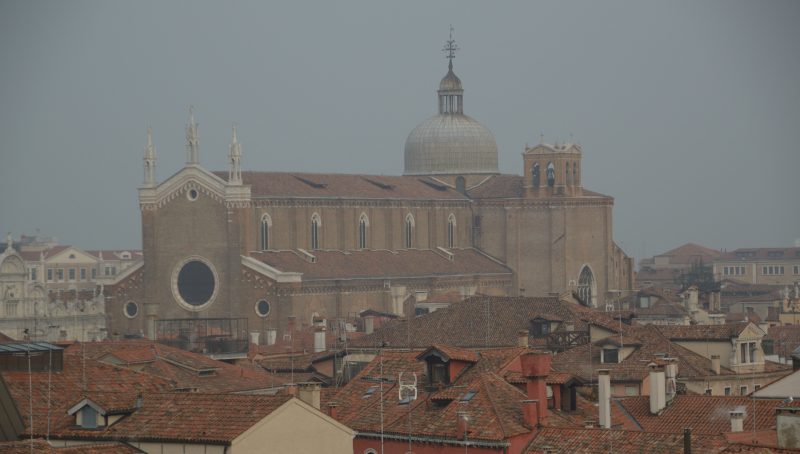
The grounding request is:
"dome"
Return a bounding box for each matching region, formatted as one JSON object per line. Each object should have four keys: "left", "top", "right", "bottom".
{"left": 439, "top": 69, "right": 462, "bottom": 91}
{"left": 404, "top": 114, "right": 498, "bottom": 175}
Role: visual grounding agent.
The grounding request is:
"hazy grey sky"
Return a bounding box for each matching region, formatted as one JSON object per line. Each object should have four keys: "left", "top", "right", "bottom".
{"left": 1, "top": 0, "right": 798, "bottom": 261}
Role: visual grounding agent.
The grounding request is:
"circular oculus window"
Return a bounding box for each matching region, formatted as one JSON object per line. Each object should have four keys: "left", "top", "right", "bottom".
{"left": 124, "top": 301, "right": 139, "bottom": 318}
{"left": 171, "top": 256, "right": 218, "bottom": 311}
{"left": 187, "top": 188, "right": 199, "bottom": 201}
{"left": 255, "top": 299, "right": 271, "bottom": 317}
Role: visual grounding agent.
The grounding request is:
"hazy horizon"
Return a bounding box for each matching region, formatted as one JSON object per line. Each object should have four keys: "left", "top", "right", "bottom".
{"left": 1, "top": 1, "right": 798, "bottom": 262}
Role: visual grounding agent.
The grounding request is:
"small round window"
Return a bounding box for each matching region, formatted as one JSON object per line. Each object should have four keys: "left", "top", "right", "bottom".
{"left": 255, "top": 299, "right": 271, "bottom": 317}
{"left": 124, "top": 301, "right": 139, "bottom": 318}
{"left": 187, "top": 188, "right": 199, "bottom": 201}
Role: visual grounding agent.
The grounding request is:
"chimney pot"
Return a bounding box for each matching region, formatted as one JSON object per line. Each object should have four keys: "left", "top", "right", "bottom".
{"left": 518, "top": 329, "right": 530, "bottom": 348}
{"left": 729, "top": 410, "right": 744, "bottom": 433}
{"left": 327, "top": 402, "right": 339, "bottom": 419}
{"left": 711, "top": 355, "right": 720, "bottom": 375}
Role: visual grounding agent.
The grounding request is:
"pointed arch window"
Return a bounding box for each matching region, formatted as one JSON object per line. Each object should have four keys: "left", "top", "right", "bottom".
{"left": 532, "top": 163, "right": 540, "bottom": 188}
{"left": 573, "top": 161, "right": 578, "bottom": 186}
{"left": 260, "top": 214, "right": 272, "bottom": 250}
{"left": 546, "top": 162, "right": 555, "bottom": 187}
{"left": 358, "top": 213, "right": 369, "bottom": 249}
{"left": 311, "top": 213, "right": 321, "bottom": 250}
{"left": 577, "top": 266, "right": 596, "bottom": 308}
{"left": 404, "top": 214, "right": 414, "bottom": 249}
{"left": 447, "top": 214, "right": 456, "bottom": 248}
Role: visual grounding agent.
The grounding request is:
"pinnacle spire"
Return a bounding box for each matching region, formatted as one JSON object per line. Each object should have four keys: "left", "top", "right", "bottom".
{"left": 143, "top": 127, "right": 157, "bottom": 186}
{"left": 186, "top": 106, "right": 199, "bottom": 165}
{"left": 228, "top": 124, "right": 242, "bottom": 184}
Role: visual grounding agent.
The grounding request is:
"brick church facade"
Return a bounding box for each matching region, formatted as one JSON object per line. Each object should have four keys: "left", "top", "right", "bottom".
{"left": 105, "top": 45, "right": 633, "bottom": 345}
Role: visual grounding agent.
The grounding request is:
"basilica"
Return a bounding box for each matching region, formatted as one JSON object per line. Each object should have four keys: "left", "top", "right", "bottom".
{"left": 105, "top": 40, "right": 633, "bottom": 347}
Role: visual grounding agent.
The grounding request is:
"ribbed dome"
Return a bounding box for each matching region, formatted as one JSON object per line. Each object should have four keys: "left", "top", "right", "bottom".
{"left": 439, "top": 69, "right": 462, "bottom": 91}
{"left": 404, "top": 114, "right": 499, "bottom": 175}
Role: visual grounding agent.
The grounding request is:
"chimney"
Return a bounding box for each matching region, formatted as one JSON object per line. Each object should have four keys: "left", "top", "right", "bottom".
{"left": 521, "top": 400, "right": 539, "bottom": 428}
{"left": 687, "top": 287, "right": 698, "bottom": 312}
{"left": 649, "top": 363, "right": 666, "bottom": 414}
{"left": 327, "top": 402, "right": 339, "bottom": 420}
{"left": 313, "top": 327, "right": 326, "bottom": 353}
{"left": 297, "top": 382, "right": 321, "bottom": 409}
{"left": 518, "top": 329, "right": 529, "bottom": 348}
{"left": 597, "top": 369, "right": 611, "bottom": 429}
{"left": 664, "top": 358, "right": 678, "bottom": 403}
{"left": 729, "top": 409, "right": 744, "bottom": 433}
{"left": 457, "top": 411, "right": 470, "bottom": 440}
{"left": 777, "top": 407, "right": 800, "bottom": 449}
{"left": 520, "top": 351, "right": 552, "bottom": 421}
{"left": 711, "top": 355, "right": 720, "bottom": 375}
{"left": 364, "top": 315, "right": 374, "bottom": 335}
{"left": 683, "top": 427, "right": 692, "bottom": 454}
{"left": 285, "top": 383, "right": 298, "bottom": 396}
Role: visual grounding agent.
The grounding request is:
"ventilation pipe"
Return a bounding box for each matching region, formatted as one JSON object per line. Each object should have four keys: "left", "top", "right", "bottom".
{"left": 598, "top": 369, "right": 611, "bottom": 429}
{"left": 649, "top": 363, "right": 666, "bottom": 414}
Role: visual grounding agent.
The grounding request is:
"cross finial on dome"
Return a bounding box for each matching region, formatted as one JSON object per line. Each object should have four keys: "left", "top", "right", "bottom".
{"left": 443, "top": 25, "right": 459, "bottom": 71}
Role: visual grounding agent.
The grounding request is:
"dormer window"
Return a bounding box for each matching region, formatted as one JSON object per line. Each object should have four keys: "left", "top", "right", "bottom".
{"left": 429, "top": 358, "right": 449, "bottom": 387}
{"left": 80, "top": 406, "right": 98, "bottom": 429}
{"left": 601, "top": 347, "right": 619, "bottom": 364}
{"left": 530, "top": 318, "right": 551, "bottom": 338}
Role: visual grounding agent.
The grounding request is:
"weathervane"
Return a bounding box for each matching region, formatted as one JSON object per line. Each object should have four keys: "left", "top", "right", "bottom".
{"left": 442, "top": 25, "right": 459, "bottom": 70}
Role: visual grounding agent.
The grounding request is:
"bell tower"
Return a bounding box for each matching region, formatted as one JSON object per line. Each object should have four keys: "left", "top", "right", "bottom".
{"left": 522, "top": 140, "right": 582, "bottom": 197}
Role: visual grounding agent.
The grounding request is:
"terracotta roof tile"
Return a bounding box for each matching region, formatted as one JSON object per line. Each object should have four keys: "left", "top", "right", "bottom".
{"left": 0, "top": 440, "right": 143, "bottom": 453}
{"left": 718, "top": 247, "right": 800, "bottom": 262}
{"left": 618, "top": 395, "right": 785, "bottom": 435}
{"left": 250, "top": 248, "right": 512, "bottom": 281}
{"left": 349, "top": 296, "right": 619, "bottom": 349}
{"left": 656, "top": 322, "right": 750, "bottom": 341}
{"left": 216, "top": 171, "right": 470, "bottom": 200}
{"left": 524, "top": 427, "right": 726, "bottom": 454}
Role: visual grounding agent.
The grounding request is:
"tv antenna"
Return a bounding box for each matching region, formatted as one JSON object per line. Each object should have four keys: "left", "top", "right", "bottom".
{"left": 398, "top": 372, "right": 418, "bottom": 404}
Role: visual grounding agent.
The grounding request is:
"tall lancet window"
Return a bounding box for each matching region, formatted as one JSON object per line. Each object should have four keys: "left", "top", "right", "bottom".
{"left": 532, "top": 163, "right": 540, "bottom": 188}
{"left": 260, "top": 214, "right": 271, "bottom": 250}
{"left": 404, "top": 214, "right": 414, "bottom": 249}
{"left": 358, "top": 213, "right": 369, "bottom": 249}
{"left": 311, "top": 213, "right": 321, "bottom": 250}
{"left": 566, "top": 162, "right": 572, "bottom": 185}
{"left": 447, "top": 214, "right": 456, "bottom": 248}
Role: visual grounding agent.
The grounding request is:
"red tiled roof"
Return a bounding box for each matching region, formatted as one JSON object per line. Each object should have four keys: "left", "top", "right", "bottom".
{"left": 765, "top": 325, "right": 800, "bottom": 358}
{"left": 639, "top": 243, "right": 722, "bottom": 267}
{"left": 216, "top": 171, "right": 470, "bottom": 200}
{"left": 0, "top": 440, "right": 143, "bottom": 453}
{"left": 74, "top": 340, "right": 287, "bottom": 393}
{"left": 419, "top": 344, "right": 479, "bottom": 363}
{"left": 656, "top": 322, "right": 750, "bottom": 341}
{"left": 618, "top": 396, "right": 785, "bottom": 435}
{"left": 332, "top": 348, "right": 538, "bottom": 443}
{"left": 524, "top": 427, "right": 726, "bottom": 454}
{"left": 250, "top": 248, "right": 512, "bottom": 281}
{"left": 349, "top": 296, "right": 621, "bottom": 349}
{"left": 466, "top": 174, "right": 612, "bottom": 200}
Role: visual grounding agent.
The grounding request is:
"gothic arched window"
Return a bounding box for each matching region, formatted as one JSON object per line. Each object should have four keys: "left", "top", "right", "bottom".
{"left": 573, "top": 161, "right": 578, "bottom": 186}
{"left": 404, "top": 214, "right": 414, "bottom": 249}
{"left": 260, "top": 214, "right": 271, "bottom": 250}
{"left": 358, "top": 213, "right": 369, "bottom": 249}
{"left": 566, "top": 162, "right": 572, "bottom": 185}
{"left": 311, "top": 213, "right": 321, "bottom": 250}
{"left": 577, "top": 266, "right": 596, "bottom": 308}
{"left": 532, "top": 163, "right": 540, "bottom": 188}
{"left": 546, "top": 162, "right": 555, "bottom": 187}
{"left": 447, "top": 214, "right": 456, "bottom": 248}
